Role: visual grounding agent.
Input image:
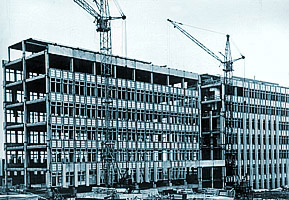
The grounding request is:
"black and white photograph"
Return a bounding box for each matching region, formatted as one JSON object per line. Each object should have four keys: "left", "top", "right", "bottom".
{"left": 1, "top": 0, "right": 289, "bottom": 199}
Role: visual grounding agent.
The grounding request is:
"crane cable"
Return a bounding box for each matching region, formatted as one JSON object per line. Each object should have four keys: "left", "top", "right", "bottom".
{"left": 174, "top": 20, "right": 245, "bottom": 58}
{"left": 124, "top": 20, "right": 127, "bottom": 58}
{"left": 231, "top": 38, "right": 244, "bottom": 58}
{"left": 173, "top": 20, "right": 226, "bottom": 36}
{"left": 112, "top": 0, "right": 125, "bottom": 17}
{"left": 167, "top": 22, "right": 171, "bottom": 67}
{"left": 121, "top": 19, "right": 127, "bottom": 58}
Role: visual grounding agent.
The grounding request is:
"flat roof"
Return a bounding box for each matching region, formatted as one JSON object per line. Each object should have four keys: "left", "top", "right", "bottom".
{"left": 9, "top": 38, "right": 49, "bottom": 53}
{"left": 9, "top": 38, "right": 199, "bottom": 80}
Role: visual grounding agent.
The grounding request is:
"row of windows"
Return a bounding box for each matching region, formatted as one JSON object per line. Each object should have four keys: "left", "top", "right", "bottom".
{"left": 6, "top": 149, "right": 198, "bottom": 166}
{"left": 5, "top": 69, "right": 23, "bottom": 82}
{"left": 6, "top": 131, "right": 46, "bottom": 144}
{"left": 51, "top": 103, "right": 197, "bottom": 125}
{"left": 243, "top": 89, "right": 289, "bottom": 102}
{"left": 5, "top": 90, "right": 46, "bottom": 103}
{"left": 244, "top": 164, "right": 288, "bottom": 177}
{"left": 231, "top": 135, "right": 281, "bottom": 146}
{"left": 6, "top": 110, "right": 46, "bottom": 125}
{"left": 51, "top": 78, "right": 197, "bottom": 107}
{"left": 229, "top": 118, "right": 285, "bottom": 131}
{"left": 51, "top": 148, "right": 197, "bottom": 163}
{"left": 6, "top": 150, "right": 46, "bottom": 164}
{"left": 51, "top": 166, "right": 187, "bottom": 187}
{"left": 231, "top": 103, "right": 289, "bottom": 116}
{"left": 241, "top": 150, "right": 289, "bottom": 160}
{"left": 51, "top": 125, "right": 197, "bottom": 142}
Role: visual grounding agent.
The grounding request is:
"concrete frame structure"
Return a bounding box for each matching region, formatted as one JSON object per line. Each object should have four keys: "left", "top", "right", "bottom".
{"left": 3, "top": 39, "right": 289, "bottom": 190}
{"left": 200, "top": 74, "right": 289, "bottom": 190}
{"left": 3, "top": 39, "right": 203, "bottom": 189}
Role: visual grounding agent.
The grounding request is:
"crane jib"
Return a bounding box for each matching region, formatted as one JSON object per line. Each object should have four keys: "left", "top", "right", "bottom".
{"left": 167, "top": 19, "right": 245, "bottom": 67}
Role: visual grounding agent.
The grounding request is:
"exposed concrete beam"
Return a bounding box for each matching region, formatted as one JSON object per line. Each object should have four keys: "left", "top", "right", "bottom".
{"left": 48, "top": 45, "right": 198, "bottom": 81}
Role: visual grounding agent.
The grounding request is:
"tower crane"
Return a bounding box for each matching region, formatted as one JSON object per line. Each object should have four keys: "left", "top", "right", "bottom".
{"left": 167, "top": 19, "right": 245, "bottom": 188}
{"left": 73, "top": 0, "right": 126, "bottom": 187}
{"left": 167, "top": 19, "right": 244, "bottom": 75}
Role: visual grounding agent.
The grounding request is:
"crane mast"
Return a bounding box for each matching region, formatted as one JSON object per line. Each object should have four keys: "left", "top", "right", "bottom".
{"left": 74, "top": 0, "right": 125, "bottom": 187}
{"left": 167, "top": 19, "right": 245, "bottom": 188}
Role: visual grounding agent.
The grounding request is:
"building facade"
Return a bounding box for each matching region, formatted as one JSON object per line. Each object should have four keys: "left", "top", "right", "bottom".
{"left": 200, "top": 74, "right": 289, "bottom": 190}
{"left": 3, "top": 39, "right": 289, "bottom": 190}
{"left": 3, "top": 39, "right": 204, "bottom": 188}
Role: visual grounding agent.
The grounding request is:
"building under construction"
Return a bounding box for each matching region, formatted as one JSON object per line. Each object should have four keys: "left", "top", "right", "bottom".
{"left": 3, "top": 39, "right": 289, "bottom": 191}
{"left": 3, "top": 39, "right": 201, "bottom": 189}
{"left": 200, "top": 74, "right": 289, "bottom": 190}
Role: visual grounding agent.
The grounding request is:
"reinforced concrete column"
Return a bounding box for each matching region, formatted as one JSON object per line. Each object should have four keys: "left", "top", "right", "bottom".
{"left": 45, "top": 50, "right": 52, "bottom": 189}
{"left": 220, "top": 109, "right": 225, "bottom": 188}
{"left": 3, "top": 61, "right": 8, "bottom": 188}
{"left": 62, "top": 164, "right": 67, "bottom": 187}
{"left": 181, "top": 78, "right": 185, "bottom": 88}
{"left": 166, "top": 75, "right": 169, "bottom": 86}
{"left": 86, "top": 163, "right": 90, "bottom": 186}
{"left": 8, "top": 47, "right": 11, "bottom": 62}
{"left": 270, "top": 116, "right": 275, "bottom": 189}
{"left": 281, "top": 159, "right": 285, "bottom": 187}
{"left": 276, "top": 116, "right": 280, "bottom": 188}
{"left": 113, "top": 65, "right": 116, "bottom": 78}
{"left": 144, "top": 162, "right": 150, "bottom": 182}
{"left": 170, "top": 150, "right": 173, "bottom": 161}
{"left": 254, "top": 114, "right": 259, "bottom": 189}
{"left": 286, "top": 159, "right": 289, "bottom": 186}
{"left": 132, "top": 69, "right": 136, "bottom": 81}
{"left": 136, "top": 162, "right": 140, "bottom": 183}
{"left": 237, "top": 128, "right": 241, "bottom": 184}
{"left": 265, "top": 115, "right": 270, "bottom": 189}
{"left": 22, "top": 41, "right": 29, "bottom": 188}
{"left": 75, "top": 163, "right": 78, "bottom": 187}
{"left": 243, "top": 113, "right": 248, "bottom": 177}
{"left": 93, "top": 62, "right": 96, "bottom": 75}
{"left": 260, "top": 115, "right": 265, "bottom": 189}
{"left": 96, "top": 163, "right": 101, "bottom": 185}
{"left": 153, "top": 162, "right": 157, "bottom": 183}
{"left": 248, "top": 114, "right": 253, "bottom": 188}
{"left": 198, "top": 166, "right": 202, "bottom": 189}
{"left": 209, "top": 111, "right": 213, "bottom": 188}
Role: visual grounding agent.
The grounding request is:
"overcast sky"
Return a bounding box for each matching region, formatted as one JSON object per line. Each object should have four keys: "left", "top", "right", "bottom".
{"left": 1, "top": 0, "right": 289, "bottom": 158}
